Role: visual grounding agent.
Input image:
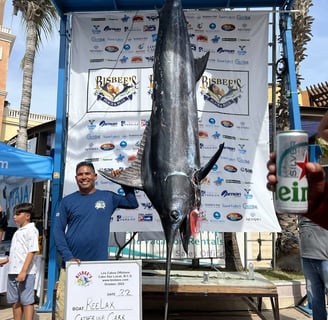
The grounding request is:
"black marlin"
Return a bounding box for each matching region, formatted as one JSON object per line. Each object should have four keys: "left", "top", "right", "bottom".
{"left": 99, "top": 0, "right": 224, "bottom": 318}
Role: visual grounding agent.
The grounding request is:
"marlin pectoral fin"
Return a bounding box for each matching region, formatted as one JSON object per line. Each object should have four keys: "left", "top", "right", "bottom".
{"left": 194, "top": 142, "right": 225, "bottom": 183}
{"left": 179, "top": 215, "right": 191, "bottom": 254}
{"left": 194, "top": 51, "right": 210, "bottom": 82}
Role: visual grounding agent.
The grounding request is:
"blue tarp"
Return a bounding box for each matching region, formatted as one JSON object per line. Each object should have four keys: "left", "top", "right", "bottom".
{"left": 0, "top": 142, "right": 53, "bottom": 181}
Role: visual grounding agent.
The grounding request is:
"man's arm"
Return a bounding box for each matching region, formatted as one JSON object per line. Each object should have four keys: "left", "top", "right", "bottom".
{"left": 118, "top": 186, "right": 139, "bottom": 209}
{"left": 54, "top": 201, "right": 75, "bottom": 263}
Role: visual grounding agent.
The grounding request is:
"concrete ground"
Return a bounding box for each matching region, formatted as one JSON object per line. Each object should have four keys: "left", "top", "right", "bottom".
{"left": 0, "top": 305, "right": 313, "bottom": 320}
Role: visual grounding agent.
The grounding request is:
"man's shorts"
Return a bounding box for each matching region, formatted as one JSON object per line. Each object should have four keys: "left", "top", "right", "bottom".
{"left": 7, "top": 274, "right": 36, "bottom": 305}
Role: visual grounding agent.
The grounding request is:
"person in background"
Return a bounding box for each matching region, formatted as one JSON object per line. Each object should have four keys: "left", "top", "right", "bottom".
{"left": 54, "top": 161, "right": 139, "bottom": 320}
{"left": 0, "top": 203, "right": 39, "bottom": 320}
{"left": 299, "top": 214, "right": 328, "bottom": 320}
{"left": 0, "top": 205, "right": 8, "bottom": 241}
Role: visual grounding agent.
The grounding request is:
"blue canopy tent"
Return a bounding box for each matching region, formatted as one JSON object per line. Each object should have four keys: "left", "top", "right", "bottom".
{"left": 0, "top": 142, "right": 53, "bottom": 306}
{"left": 44, "top": 0, "right": 298, "bottom": 313}
{"left": 0, "top": 142, "right": 53, "bottom": 181}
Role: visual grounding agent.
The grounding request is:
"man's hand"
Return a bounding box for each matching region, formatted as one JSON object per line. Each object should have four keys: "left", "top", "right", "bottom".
{"left": 267, "top": 152, "right": 327, "bottom": 213}
{"left": 266, "top": 152, "right": 277, "bottom": 192}
{"left": 111, "top": 168, "right": 123, "bottom": 177}
{"left": 306, "top": 162, "right": 326, "bottom": 212}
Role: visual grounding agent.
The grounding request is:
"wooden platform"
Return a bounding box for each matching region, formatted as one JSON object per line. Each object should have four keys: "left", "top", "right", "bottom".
{"left": 142, "top": 270, "right": 280, "bottom": 320}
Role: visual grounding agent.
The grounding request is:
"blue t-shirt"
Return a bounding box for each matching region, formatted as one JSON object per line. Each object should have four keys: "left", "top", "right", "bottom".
{"left": 54, "top": 188, "right": 138, "bottom": 266}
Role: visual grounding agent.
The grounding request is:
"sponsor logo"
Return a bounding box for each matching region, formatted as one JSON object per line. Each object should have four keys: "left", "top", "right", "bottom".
{"left": 99, "top": 120, "right": 119, "bottom": 127}
{"left": 237, "top": 157, "right": 250, "bottom": 164}
{"left": 226, "top": 212, "right": 243, "bottom": 221}
{"left": 75, "top": 271, "right": 93, "bottom": 287}
{"left": 91, "top": 36, "right": 105, "bottom": 42}
{"left": 91, "top": 25, "right": 101, "bottom": 34}
{"left": 86, "top": 134, "right": 100, "bottom": 140}
{"left": 221, "top": 120, "right": 234, "bottom": 128}
{"left": 211, "top": 35, "right": 220, "bottom": 43}
{"left": 237, "top": 45, "right": 247, "bottom": 55}
{"left": 221, "top": 24, "right": 235, "bottom": 31}
{"left": 235, "top": 59, "right": 249, "bottom": 65}
{"left": 243, "top": 203, "right": 258, "bottom": 209}
{"left": 208, "top": 117, "right": 216, "bottom": 124}
{"left": 217, "top": 47, "right": 235, "bottom": 54}
{"left": 236, "top": 122, "right": 250, "bottom": 130}
{"left": 224, "top": 165, "right": 238, "bottom": 173}
{"left": 222, "top": 37, "right": 237, "bottom": 41}
{"left": 214, "top": 176, "right": 224, "bottom": 185}
{"left": 222, "top": 134, "right": 236, "bottom": 140}
{"left": 244, "top": 188, "right": 253, "bottom": 199}
{"left": 138, "top": 214, "right": 153, "bottom": 222}
{"left": 144, "top": 25, "right": 156, "bottom": 32}
{"left": 141, "top": 202, "right": 153, "bottom": 209}
{"left": 237, "top": 15, "right": 251, "bottom": 20}
{"left": 223, "top": 146, "right": 236, "bottom": 152}
{"left": 146, "top": 15, "right": 159, "bottom": 21}
{"left": 221, "top": 190, "right": 241, "bottom": 197}
{"left": 213, "top": 211, "right": 222, "bottom": 220}
{"left": 240, "top": 167, "right": 253, "bottom": 174}
{"left": 104, "top": 25, "right": 122, "bottom": 32}
{"left": 245, "top": 212, "right": 261, "bottom": 222}
{"left": 100, "top": 143, "right": 115, "bottom": 151}
{"left": 222, "top": 204, "right": 242, "bottom": 209}
{"left": 88, "top": 120, "right": 97, "bottom": 130}
{"left": 237, "top": 144, "right": 247, "bottom": 154}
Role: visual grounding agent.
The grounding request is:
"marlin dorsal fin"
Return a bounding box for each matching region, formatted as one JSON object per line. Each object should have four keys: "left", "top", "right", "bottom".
{"left": 98, "top": 126, "right": 150, "bottom": 190}
{"left": 194, "top": 51, "right": 210, "bottom": 82}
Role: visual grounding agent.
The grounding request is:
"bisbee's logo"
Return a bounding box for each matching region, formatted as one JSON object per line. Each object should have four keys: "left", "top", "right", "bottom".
{"left": 94, "top": 75, "right": 138, "bottom": 107}
{"left": 75, "top": 270, "right": 93, "bottom": 287}
{"left": 200, "top": 75, "right": 242, "bottom": 109}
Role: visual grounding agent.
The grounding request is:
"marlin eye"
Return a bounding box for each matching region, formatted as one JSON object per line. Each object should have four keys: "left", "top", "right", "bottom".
{"left": 170, "top": 210, "right": 180, "bottom": 221}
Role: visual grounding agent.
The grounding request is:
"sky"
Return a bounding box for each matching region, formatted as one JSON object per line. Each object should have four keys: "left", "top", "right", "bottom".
{"left": 3, "top": 0, "right": 328, "bottom": 116}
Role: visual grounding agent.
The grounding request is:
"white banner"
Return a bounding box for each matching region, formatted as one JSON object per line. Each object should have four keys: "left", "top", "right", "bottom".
{"left": 65, "top": 10, "right": 280, "bottom": 233}
{"left": 0, "top": 177, "right": 33, "bottom": 228}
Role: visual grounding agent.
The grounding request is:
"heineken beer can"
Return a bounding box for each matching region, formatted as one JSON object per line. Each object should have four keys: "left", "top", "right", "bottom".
{"left": 274, "top": 130, "right": 308, "bottom": 214}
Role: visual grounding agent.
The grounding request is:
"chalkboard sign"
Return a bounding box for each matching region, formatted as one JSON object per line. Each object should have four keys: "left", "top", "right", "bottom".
{"left": 65, "top": 260, "right": 142, "bottom": 320}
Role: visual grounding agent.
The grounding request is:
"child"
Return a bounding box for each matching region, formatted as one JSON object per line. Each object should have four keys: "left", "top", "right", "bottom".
{"left": 6, "top": 203, "right": 39, "bottom": 320}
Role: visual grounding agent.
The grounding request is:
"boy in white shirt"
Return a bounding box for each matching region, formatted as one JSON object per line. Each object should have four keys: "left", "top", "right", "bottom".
{"left": 1, "top": 203, "right": 39, "bottom": 320}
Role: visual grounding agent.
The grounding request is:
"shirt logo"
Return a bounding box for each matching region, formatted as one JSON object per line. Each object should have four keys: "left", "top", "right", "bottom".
{"left": 95, "top": 201, "right": 106, "bottom": 210}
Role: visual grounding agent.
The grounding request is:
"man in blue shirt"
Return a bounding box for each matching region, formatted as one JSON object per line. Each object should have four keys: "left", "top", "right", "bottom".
{"left": 54, "top": 161, "right": 138, "bottom": 320}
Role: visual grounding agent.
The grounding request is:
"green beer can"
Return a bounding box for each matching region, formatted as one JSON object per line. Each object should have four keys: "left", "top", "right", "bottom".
{"left": 274, "top": 130, "right": 308, "bottom": 214}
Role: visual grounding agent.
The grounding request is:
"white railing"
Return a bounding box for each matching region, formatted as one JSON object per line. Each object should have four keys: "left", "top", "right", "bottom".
{"left": 0, "top": 25, "right": 11, "bottom": 34}
{"left": 5, "top": 108, "right": 55, "bottom": 122}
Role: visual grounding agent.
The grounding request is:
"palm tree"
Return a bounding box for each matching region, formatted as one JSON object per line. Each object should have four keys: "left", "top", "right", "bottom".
{"left": 12, "top": 0, "right": 58, "bottom": 151}
{"left": 275, "top": 0, "right": 313, "bottom": 271}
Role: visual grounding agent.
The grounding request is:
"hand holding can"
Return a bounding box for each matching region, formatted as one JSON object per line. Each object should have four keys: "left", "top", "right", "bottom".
{"left": 274, "top": 130, "right": 308, "bottom": 214}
